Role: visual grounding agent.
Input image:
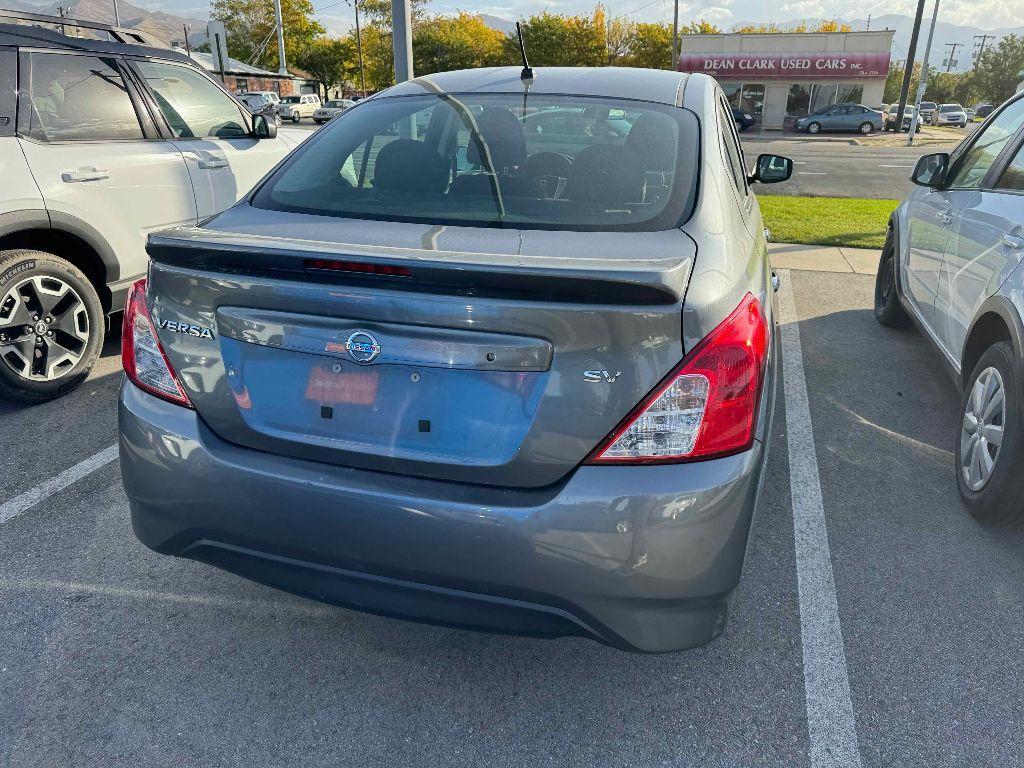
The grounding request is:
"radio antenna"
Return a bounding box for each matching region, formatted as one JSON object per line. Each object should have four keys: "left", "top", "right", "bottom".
{"left": 516, "top": 22, "right": 534, "bottom": 80}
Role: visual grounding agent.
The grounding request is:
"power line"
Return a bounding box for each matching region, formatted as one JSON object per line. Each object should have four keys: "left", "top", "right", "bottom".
{"left": 943, "top": 40, "right": 962, "bottom": 72}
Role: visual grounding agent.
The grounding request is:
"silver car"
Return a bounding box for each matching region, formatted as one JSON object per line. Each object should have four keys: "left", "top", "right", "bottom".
{"left": 118, "top": 68, "right": 792, "bottom": 652}
{"left": 935, "top": 103, "right": 968, "bottom": 128}
{"left": 313, "top": 98, "right": 355, "bottom": 124}
{"left": 875, "top": 92, "right": 1024, "bottom": 522}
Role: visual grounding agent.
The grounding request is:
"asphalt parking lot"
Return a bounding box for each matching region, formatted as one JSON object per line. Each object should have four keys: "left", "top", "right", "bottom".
{"left": 2, "top": 267, "right": 1023, "bottom": 767}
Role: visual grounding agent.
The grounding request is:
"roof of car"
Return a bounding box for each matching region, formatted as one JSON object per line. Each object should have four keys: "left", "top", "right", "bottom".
{"left": 0, "top": 22, "right": 193, "bottom": 66}
{"left": 380, "top": 67, "right": 690, "bottom": 106}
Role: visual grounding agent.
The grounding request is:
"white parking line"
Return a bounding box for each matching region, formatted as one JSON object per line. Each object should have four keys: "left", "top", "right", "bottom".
{"left": 799, "top": 171, "right": 828, "bottom": 175}
{"left": 777, "top": 270, "right": 863, "bottom": 768}
{"left": 0, "top": 444, "right": 118, "bottom": 526}
{"left": 879, "top": 164, "right": 914, "bottom": 168}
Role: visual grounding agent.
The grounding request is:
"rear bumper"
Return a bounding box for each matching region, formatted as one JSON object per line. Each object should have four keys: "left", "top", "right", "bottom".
{"left": 119, "top": 380, "right": 771, "bottom": 653}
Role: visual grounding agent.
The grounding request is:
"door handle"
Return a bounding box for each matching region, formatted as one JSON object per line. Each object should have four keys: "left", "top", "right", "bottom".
{"left": 197, "top": 158, "right": 229, "bottom": 169}
{"left": 935, "top": 210, "right": 953, "bottom": 225}
{"left": 61, "top": 167, "right": 109, "bottom": 183}
{"left": 1001, "top": 233, "right": 1024, "bottom": 250}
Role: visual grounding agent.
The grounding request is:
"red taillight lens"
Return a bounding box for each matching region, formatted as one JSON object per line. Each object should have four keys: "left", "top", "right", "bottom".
{"left": 587, "top": 292, "right": 769, "bottom": 463}
{"left": 121, "top": 278, "right": 192, "bottom": 408}
{"left": 304, "top": 259, "right": 412, "bottom": 277}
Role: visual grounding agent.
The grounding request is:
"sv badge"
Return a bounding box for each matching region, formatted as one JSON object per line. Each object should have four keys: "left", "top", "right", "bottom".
{"left": 158, "top": 318, "right": 215, "bottom": 339}
{"left": 584, "top": 370, "right": 622, "bottom": 383}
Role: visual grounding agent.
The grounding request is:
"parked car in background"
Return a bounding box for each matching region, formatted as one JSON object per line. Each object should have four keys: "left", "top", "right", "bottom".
{"left": 964, "top": 107, "right": 977, "bottom": 122}
{"left": 0, "top": 19, "right": 308, "bottom": 402}
{"left": 243, "top": 90, "right": 280, "bottom": 110}
{"left": 975, "top": 103, "right": 995, "bottom": 119}
{"left": 794, "top": 103, "right": 883, "bottom": 134}
{"left": 313, "top": 98, "right": 355, "bottom": 124}
{"left": 919, "top": 101, "right": 938, "bottom": 124}
{"left": 885, "top": 105, "right": 921, "bottom": 132}
{"left": 119, "top": 67, "right": 793, "bottom": 654}
{"left": 874, "top": 90, "right": 1024, "bottom": 522}
{"left": 935, "top": 103, "right": 968, "bottom": 128}
{"left": 238, "top": 93, "right": 282, "bottom": 126}
{"left": 732, "top": 107, "right": 756, "bottom": 131}
{"left": 278, "top": 93, "right": 321, "bottom": 123}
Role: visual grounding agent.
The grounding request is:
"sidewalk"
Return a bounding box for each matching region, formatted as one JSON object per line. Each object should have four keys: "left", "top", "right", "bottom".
{"left": 768, "top": 242, "right": 879, "bottom": 275}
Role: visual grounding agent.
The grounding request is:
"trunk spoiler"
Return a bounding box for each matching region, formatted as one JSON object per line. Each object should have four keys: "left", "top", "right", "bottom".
{"left": 147, "top": 228, "right": 689, "bottom": 306}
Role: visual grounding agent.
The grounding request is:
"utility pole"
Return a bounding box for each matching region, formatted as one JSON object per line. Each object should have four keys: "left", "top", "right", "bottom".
{"left": 908, "top": 0, "right": 939, "bottom": 146}
{"left": 353, "top": 0, "right": 365, "bottom": 95}
{"left": 973, "top": 33, "right": 995, "bottom": 66}
{"left": 391, "top": 0, "right": 413, "bottom": 84}
{"left": 671, "top": 0, "right": 679, "bottom": 70}
{"left": 943, "top": 41, "right": 961, "bottom": 72}
{"left": 111, "top": 0, "right": 120, "bottom": 26}
{"left": 56, "top": 6, "right": 66, "bottom": 36}
{"left": 183, "top": 23, "right": 191, "bottom": 56}
{"left": 274, "top": 0, "right": 287, "bottom": 76}
{"left": 894, "top": 0, "right": 927, "bottom": 134}
{"left": 866, "top": 14, "right": 871, "bottom": 31}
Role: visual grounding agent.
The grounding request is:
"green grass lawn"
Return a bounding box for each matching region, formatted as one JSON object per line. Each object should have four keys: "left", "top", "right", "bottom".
{"left": 760, "top": 196, "right": 899, "bottom": 250}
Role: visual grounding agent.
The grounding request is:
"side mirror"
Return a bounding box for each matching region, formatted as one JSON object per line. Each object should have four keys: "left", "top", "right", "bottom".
{"left": 750, "top": 153, "right": 793, "bottom": 184}
{"left": 911, "top": 152, "right": 949, "bottom": 188}
{"left": 252, "top": 113, "right": 277, "bottom": 139}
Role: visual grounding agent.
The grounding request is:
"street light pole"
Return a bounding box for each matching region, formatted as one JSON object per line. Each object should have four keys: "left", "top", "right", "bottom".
{"left": 908, "top": 0, "right": 939, "bottom": 146}
{"left": 391, "top": 0, "right": 413, "bottom": 84}
{"left": 354, "top": 0, "right": 365, "bottom": 95}
{"left": 671, "top": 0, "right": 679, "bottom": 70}
{"left": 274, "top": 0, "right": 287, "bottom": 76}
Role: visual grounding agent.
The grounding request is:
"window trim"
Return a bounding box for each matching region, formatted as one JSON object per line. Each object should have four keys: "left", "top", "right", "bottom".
{"left": 124, "top": 55, "right": 253, "bottom": 142}
{"left": 717, "top": 95, "right": 749, "bottom": 201}
{"left": 16, "top": 49, "right": 155, "bottom": 144}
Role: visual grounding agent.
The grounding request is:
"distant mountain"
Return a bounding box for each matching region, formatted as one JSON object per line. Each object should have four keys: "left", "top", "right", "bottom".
{"left": 479, "top": 13, "right": 515, "bottom": 35}
{"left": 727, "top": 14, "right": 1024, "bottom": 72}
{"left": 3, "top": 0, "right": 206, "bottom": 44}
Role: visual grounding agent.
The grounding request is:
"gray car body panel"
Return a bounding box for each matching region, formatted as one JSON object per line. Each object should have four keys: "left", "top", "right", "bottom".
{"left": 120, "top": 69, "right": 779, "bottom": 651}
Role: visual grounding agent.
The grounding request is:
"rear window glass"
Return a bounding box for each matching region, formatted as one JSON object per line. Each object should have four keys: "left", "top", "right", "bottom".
{"left": 250, "top": 93, "right": 699, "bottom": 231}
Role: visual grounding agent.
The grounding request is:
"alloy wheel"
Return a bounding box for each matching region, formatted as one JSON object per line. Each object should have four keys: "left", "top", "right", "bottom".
{"left": 960, "top": 366, "right": 1006, "bottom": 491}
{"left": 0, "top": 275, "right": 89, "bottom": 381}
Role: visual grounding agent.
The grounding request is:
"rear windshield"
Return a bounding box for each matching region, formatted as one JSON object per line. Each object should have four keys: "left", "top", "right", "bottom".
{"left": 940, "top": 104, "right": 962, "bottom": 112}
{"left": 250, "top": 93, "right": 700, "bottom": 231}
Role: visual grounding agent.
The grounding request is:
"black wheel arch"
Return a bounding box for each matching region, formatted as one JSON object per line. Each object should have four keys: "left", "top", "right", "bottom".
{"left": 962, "top": 295, "right": 1024, "bottom": 399}
{"left": 0, "top": 209, "right": 118, "bottom": 312}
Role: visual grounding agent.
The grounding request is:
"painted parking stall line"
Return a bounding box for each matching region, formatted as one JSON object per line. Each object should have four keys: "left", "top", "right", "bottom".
{"left": 0, "top": 444, "right": 118, "bottom": 526}
{"left": 777, "top": 270, "right": 863, "bottom": 768}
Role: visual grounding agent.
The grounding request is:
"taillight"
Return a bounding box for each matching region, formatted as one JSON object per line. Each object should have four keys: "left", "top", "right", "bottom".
{"left": 121, "top": 278, "right": 192, "bottom": 408}
{"left": 587, "top": 292, "right": 768, "bottom": 464}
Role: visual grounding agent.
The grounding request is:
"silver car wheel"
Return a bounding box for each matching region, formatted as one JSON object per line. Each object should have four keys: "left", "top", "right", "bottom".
{"left": 0, "top": 275, "right": 89, "bottom": 381}
{"left": 960, "top": 366, "right": 1006, "bottom": 491}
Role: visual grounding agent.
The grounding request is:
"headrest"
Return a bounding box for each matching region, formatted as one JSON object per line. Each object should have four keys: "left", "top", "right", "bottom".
{"left": 624, "top": 113, "right": 677, "bottom": 173}
{"left": 564, "top": 145, "right": 645, "bottom": 206}
{"left": 466, "top": 107, "right": 527, "bottom": 171}
{"left": 373, "top": 139, "right": 449, "bottom": 193}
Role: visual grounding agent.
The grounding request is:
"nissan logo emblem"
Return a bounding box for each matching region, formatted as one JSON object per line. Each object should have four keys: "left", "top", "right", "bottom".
{"left": 345, "top": 330, "right": 381, "bottom": 364}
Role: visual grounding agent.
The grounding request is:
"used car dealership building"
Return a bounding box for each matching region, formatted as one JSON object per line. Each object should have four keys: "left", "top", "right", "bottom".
{"left": 677, "top": 30, "right": 895, "bottom": 130}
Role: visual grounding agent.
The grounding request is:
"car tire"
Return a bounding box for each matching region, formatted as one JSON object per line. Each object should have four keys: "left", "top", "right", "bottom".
{"left": 874, "top": 229, "right": 911, "bottom": 328}
{"left": 859, "top": 121, "right": 874, "bottom": 134}
{"left": 956, "top": 341, "right": 1024, "bottom": 523}
{"left": 807, "top": 122, "right": 821, "bottom": 135}
{"left": 314, "top": 119, "right": 323, "bottom": 124}
{"left": 0, "top": 249, "right": 104, "bottom": 403}
{"left": 292, "top": 113, "right": 301, "bottom": 123}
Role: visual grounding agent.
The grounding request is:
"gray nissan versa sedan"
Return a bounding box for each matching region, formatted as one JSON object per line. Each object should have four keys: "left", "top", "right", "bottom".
{"left": 118, "top": 67, "right": 793, "bottom": 653}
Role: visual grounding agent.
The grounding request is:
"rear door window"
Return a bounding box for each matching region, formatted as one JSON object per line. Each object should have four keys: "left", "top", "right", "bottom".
{"left": 25, "top": 53, "right": 143, "bottom": 141}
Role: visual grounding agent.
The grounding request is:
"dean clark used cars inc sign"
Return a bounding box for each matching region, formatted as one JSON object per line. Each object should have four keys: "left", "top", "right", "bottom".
{"left": 677, "top": 52, "right": 891, "bottom": 79}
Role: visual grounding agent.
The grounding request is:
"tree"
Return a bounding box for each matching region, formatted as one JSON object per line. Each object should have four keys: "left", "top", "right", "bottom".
{"left": 814, "top": 20, "right": 852, "bottom": 33}
{"left": 625, "top": 22, "right": 672, "bottom": 69}
{"left": 295, "top": 37, "right": 351, "bottom": 98}
{"left": 504, "top": 10, "right": 607, "bottom": 68}
{"left": 413, "top": 13, "right": 505, "bottom": 75}
{"left": 884, "top": 60, "right": 922, "bottom": 103}
{"left": 211, "top": 0, "right": 324, "bottom": 71}
{"left": 606, "top": 16, "right": 635, "bottom": 65}
{"left": 970, "top": 35, "right": 1024, "bottom": 105}
{"left": 353, "top": 0, "right": 431, "bottom": 88}
{"left": 680, "top": 20, "right": 721, "bottom": 34}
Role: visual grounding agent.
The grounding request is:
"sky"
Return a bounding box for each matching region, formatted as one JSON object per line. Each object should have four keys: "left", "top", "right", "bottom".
{"left": 134, "top": 0, "right": 1024, "bottom": 36}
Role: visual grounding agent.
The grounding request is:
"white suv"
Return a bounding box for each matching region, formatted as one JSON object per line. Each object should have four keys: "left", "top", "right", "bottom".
{"left": 278, "top": 93, "right": 321, "bottom": 123}
{"left": 0, "top": 21, "right": 308, "bottom": 401}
